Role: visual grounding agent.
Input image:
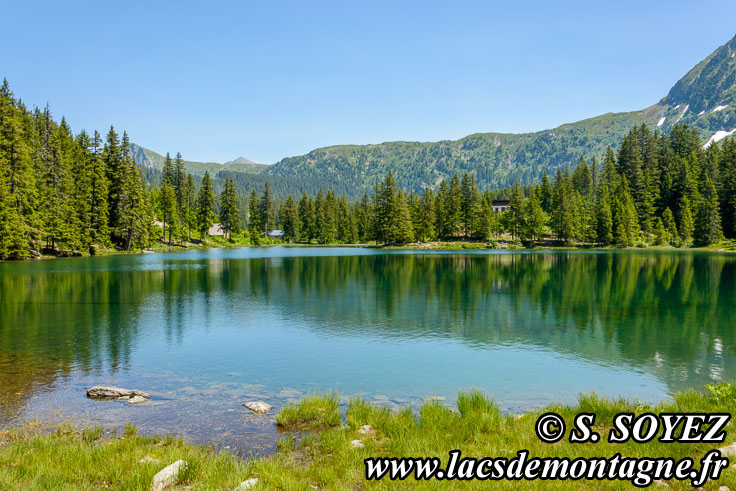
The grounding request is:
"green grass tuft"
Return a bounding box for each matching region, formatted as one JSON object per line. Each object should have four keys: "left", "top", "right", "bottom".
{"left": 275, "top": 391, "right": 341, "bottom": 430}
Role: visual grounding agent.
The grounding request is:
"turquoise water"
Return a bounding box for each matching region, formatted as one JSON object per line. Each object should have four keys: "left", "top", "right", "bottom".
{"left": 1, "top": 247, "right": 734, "bottom": 454}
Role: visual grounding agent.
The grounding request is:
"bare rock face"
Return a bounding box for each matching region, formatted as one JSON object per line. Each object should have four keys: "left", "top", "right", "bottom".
{"left": 151, "top": 460, "right": 187, "bottom": 490}
{"left": 86, "top": 386, "right": 151, "bottom": 404}
{"left": 243, "top": 401, "right": 273, "bottom": 414}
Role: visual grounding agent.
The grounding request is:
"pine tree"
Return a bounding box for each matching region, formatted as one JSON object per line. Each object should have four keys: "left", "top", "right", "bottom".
{"left": 248, "top": 189, "right": 261, "bottom": 244}
{"left": 653, "top": 217, "right": 668, "bottom": 245}
{"left": 103, "top": 126, "right": 123, "bottom": 235}
{"left": 596, "top": 183, "right": 613, "bottom": 245}
{"left": 551, "top": 169, "right": 576, "bottom": 243}
{"left": 162, "top": 152, "right": 175, "bottom": 186}
{"left": 662, "top": 207, "right": 678, "bottom": 246}
{"left": 522, "top": 192, "right": 546, "bottom": 243}
{"left": 88, "top": 130, "right": 110, "bottom": 247}
{"left": 318, "top": 190, "right": 337, "bottom": 243}
{"left": 460, "top": 173, "right": 480, "bottom": 237}
{"left": 391, "top": 189, "right": 414, "bottom": 244}
{"left": 174, "top": 152, "right": 185, "bottom": 215}
{"left": 184, "top": 174, "right": 195, "bottom": 241}
{"left": 539, "top": 171, "right": 552, "bottom": 213}
{"left": 195, "top": 171, "right": 216, "bottom": 239}
{"left": 695, "top": 175, "right": 723, "bottom": 245}
{"left": 116, "top": 141, "right": 151, "bottom": 250}
{"left": 259, "top": 182, "right": 274, "bottom": 236}
{"left": 219, "top": 177, "right": 242, "bottom": 240}
{"left": 679, "top": 196, "right": 695, "bottom": 247}
{"left": 0, "top": 79, "right": 37, "bottom": 258}
{"left": 508, "top": 181, "right": 525, "bottom": 239}
{"left": 159, "top": 182, "right": 178, "bottom": 243}
{"left": 298, "top": 192, "right": 315, "bottom": 242}
{"left": 418, "top": 187, "right": 436, "bottom": 241}
{"left": 281, "top": 195, "right": 299, "bottom": 242}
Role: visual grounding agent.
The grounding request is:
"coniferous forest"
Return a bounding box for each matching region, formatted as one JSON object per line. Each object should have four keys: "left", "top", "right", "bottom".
{"left": 1, "top": 79, "right": 736, "bottom": 260}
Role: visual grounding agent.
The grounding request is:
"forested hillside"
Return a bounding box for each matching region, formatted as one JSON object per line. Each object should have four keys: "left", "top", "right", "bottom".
{"left": 257, "top": 34, "right": 736, "bottom": 198}
{"left": 125, "top": 35, "right": 736, "bottom": 201}
{"left": 1, "top": 70, "right": 735, "bottom": 261}
{"left": 0, "top": 80, "right": 153, "bottom": 258}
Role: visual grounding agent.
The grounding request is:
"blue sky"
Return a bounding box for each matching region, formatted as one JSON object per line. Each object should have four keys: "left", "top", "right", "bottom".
{"left": 2, "top": 1, "right": 735, "bottom": 164}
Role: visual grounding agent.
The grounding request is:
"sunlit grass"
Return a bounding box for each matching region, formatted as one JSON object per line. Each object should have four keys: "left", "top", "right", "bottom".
{"left": 3, "top": 386, "right": 736, "bottom": 488}
{"left": 275, "top": 391, "right": 341, "bottom": 430}
{"left": 0, "top": 423, "right": 253, "bottom": 489}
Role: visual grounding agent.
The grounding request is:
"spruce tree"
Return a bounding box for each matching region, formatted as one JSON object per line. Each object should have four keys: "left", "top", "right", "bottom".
{"left": 248, "top": 189, "right": 261, "bottom": 244}
{"left": 522, "top": 192, "right": 546, "bottom": 244}
{"left": 298, "top": 192, "right": 315, "bottom": 242}
{"left": 662, "top": 208, "right": 678, "bottom": 246}
{"left": 508, "top": 181, "right": 525, "bottom": 239}
{"left": 103, "top": 126, "right": 123, "bottom": 236}
{"left": 281, "top": 195, "right": 299, "bottom": 242}
{"left": 88, "top": 130, "right": 110, "bottom": 247}
{"left": 653, "top": 217, "right": 667, "bottom": 245}
{"left": 115, "top": 142, "right": 151, "bottom": 250}
{"left": 174, "top": 152, "right": 185, "bottom": 214}
{"left": 259, "top": 182, "right": 274, "bottom": 236}
{"left": 695, "top": 176, "right": 723, "bottom": 245}
{"left": 159, "top": 182, "right": 178, "bottom": 243}
{"left": 419, "top": 187, "right": 436, "bottom": 241}
{"left": 679, "top": 196, "right": 695, "bottom": 247}
{"left": 184, "top": 174, "right": 195, "bottom": 241}
{"left": 195, "top": 171, "right": 216, "bottom": 239}
{"left": 0, "top": 79, "right": 37, "bottom": 258}
{"left": 219, "top": 177, "right": 241, "bottom": 240}
{"left": 596, "top": 183, "right": 613, "bottom": 245}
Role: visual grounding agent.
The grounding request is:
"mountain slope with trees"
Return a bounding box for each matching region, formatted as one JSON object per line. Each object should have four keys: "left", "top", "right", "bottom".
{"left": 257, "top": 34, "right": 736, "bottom": 198}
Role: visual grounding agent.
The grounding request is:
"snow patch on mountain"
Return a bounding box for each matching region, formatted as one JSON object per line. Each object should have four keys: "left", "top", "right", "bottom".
{"left": 657, "top": 117, "right": 666, "bottom": 127}
{"left": 712, "top": 105, "right": 729, "bottom": 113}
{"left": 674, "top": 104, "right": 689, "bottom": 124}
{"left": 703, "top": 128, "right": 736, "bottom": 149}
{"left": 698, "top": 110, "right": 705, "bottom": 116}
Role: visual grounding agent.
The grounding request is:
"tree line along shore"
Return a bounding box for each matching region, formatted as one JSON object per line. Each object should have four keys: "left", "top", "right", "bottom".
{"left": 2, "top": 79, "right": 736, "bottom": 260}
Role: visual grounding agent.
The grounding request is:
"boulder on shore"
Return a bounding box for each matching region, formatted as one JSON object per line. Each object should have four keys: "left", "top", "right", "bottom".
{"left": 236, "top": 478, "right": 259, "bottom": 489}
{"left": 151, "top": 460, "right": 187, "bottom": 490}
{"left": 86, "top": 386, "right": 151, "bottom": 404}
{"left": 243, "top": 401, "right": 273, "bottom": 414}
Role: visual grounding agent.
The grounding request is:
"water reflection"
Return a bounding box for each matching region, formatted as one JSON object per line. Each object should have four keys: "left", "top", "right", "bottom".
{"left": 0, "top": 249, "right": 734, "bottom": 441}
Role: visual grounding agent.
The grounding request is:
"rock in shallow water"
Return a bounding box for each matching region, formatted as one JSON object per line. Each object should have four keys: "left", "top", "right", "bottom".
{"left": 243, "top": 401, "right": 273, "bottom": 414}
{"left": 86, "top": 386, "right": 151, "bottom": 404}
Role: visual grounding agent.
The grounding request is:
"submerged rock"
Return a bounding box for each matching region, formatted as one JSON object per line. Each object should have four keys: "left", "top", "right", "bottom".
{"left": 243, "top": 401, "right": 273, "bottom": 414}
{"left": 86, "top": 386, "right": 151, "bottom": 404}
{"left": 236, "top": 478, "right": 259, "bottom": 489}
{"left": 151, "top": 460, "right": 187, "bottom": 490}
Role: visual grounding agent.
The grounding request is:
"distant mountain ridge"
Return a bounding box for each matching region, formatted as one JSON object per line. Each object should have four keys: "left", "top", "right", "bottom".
{"left": 131, "top": 34, "right": 736, "bottom": 197}
{"left": 129, "top": 143, "right": 267, "bottom": 176}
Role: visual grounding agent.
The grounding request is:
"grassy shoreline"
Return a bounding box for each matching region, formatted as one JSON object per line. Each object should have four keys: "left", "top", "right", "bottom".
{"left": 18, "top": 236, "right": 736, "bottom": 262}
{"left": 3, "top": 385, "right": 736, "bottom": 489}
